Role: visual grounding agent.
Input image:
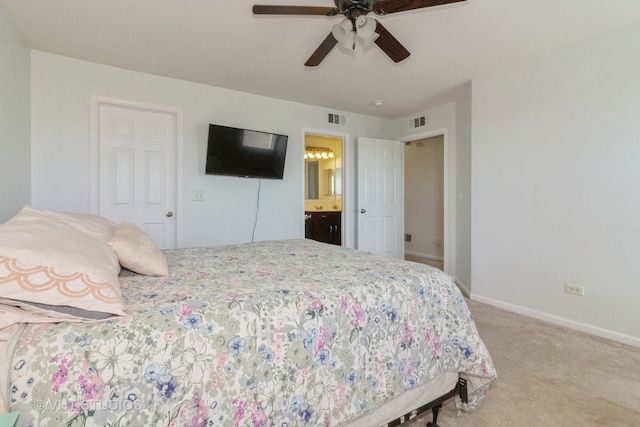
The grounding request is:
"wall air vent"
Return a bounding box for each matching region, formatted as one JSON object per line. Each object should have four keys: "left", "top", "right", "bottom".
{"left": 327, "top": 112, "right": 346, "bottom": 125}
{"left": 409, "top": 114, "right": 427, "bottom": 130}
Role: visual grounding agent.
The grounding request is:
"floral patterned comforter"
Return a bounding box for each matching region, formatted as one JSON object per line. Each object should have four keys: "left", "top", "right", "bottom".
{"left": 7, "top": 239, "right": 496, "bottom": 426}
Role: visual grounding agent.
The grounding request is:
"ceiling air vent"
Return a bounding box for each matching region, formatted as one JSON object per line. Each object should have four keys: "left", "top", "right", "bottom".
{"left": 327, "top": 112, "right": 346, "bottom": 125}
{"left": 409, "top": 114, "right": 427, "bottom": 130}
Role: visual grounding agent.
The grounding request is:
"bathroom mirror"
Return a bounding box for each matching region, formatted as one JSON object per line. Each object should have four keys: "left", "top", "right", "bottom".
{"left": 306, "top": 161, "right": 319, "bottom": 199}
{"left": 323, "top": 168, "right": 335, "bottom": 197}
{"left": 305, "top": 157, "right": 336, "bottom": 201}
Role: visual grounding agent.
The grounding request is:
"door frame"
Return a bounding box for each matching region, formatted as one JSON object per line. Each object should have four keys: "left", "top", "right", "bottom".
{"left": 301, "top": 128, "right": 349, "bottom": 247}
{"left": 89, "top": 96, "right": 184, "bottom": 247}
{"left": 400, "top": 128, "right": 451, "bottom": 274}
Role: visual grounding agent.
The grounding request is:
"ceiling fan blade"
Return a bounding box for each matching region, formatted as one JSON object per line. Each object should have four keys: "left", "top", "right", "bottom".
{"left": 373, "top": 0, "right": 465, "bottom": 15}
{"left": 374, "top": 21, "right": 410, "bottom": 63}
{"left": 305, "top": 33, "right": 339, "bottom": 67}
{"left": 253, "top": 5, "right": 338, "bottom": 16}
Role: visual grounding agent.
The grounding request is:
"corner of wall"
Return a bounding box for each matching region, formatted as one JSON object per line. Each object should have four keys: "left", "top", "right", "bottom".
{"left": 0, "top": 6, "right": 31, "bottom": 222}
{"left": 454, "top": 277, "right": 471, "bottom": 299}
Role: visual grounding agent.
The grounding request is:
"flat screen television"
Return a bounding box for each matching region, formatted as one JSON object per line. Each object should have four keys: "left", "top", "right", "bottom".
{"left": 205, "top": 124, "right": 288, "bottom": 179}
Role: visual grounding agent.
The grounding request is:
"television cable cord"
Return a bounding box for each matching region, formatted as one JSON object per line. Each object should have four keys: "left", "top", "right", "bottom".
{"left": 251, "top": 178, "right": 262, "bottom": 242}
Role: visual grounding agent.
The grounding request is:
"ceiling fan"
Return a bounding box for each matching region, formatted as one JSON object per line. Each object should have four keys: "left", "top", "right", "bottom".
{"left": 253, "top": 0, "right": 466, "bottom": 66}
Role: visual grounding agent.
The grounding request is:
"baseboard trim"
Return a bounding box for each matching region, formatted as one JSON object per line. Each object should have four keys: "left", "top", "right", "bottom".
{"left": 470, "top": 294, "right": 640, "bottom": 348}
{"left": 454, "top": 278, "right": 470, "bottom": 298}
{"left": 405, "top": 251, "right": 444, "bottom": 262}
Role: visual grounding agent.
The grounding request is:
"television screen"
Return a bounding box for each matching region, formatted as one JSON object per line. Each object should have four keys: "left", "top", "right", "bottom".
{"left": 205, "top": 124, "right": 288, "bottom": 179}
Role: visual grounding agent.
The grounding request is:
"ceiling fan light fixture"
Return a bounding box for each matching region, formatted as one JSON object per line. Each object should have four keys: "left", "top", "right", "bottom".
{"left": 359, "top": 32, "right": 379, "bottom": 47}
{"left": 332, "top": 18, "right": 353, "bottom": 44}
{"left": 355, "top": 15, "right": 376, "bottom": 39}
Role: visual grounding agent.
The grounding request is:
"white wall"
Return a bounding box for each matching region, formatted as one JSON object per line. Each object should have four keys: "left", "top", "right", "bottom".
{"left": 471, "top": 22, "right": 640, "bottom": 346}
{"left": 0, "top": 6, "right": 30, "bottom": 222}
{"left": 30, "top": 51, "right": 387, "bottom": 249}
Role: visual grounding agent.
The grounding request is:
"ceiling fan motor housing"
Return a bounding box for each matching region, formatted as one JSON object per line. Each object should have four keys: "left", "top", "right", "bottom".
{"left": 334, "top": 0, "right": 375, "bottom": 19}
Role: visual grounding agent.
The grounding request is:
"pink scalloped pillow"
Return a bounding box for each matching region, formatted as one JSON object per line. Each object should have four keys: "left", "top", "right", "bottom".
{"left": 0, "top": 206, "right": 126, "bottom": 325}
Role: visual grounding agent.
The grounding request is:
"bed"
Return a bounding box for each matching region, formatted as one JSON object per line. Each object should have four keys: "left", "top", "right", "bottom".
{"left": 0, "top": 206, "right": 496, "bottom": 426}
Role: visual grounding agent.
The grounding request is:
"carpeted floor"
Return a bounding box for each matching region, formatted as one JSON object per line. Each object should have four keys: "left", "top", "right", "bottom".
{"left": 404, "top": 254, "right": 444, "bottom": 271}
{"left": 403, "top": 299, "right": 640, "bottom": 426}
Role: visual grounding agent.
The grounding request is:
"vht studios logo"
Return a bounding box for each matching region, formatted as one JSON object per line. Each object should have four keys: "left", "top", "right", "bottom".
{"left": 32, "top": 398, "right": 144, "bottom": 412}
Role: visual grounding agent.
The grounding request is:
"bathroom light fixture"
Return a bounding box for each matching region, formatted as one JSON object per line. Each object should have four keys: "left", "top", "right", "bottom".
{"left": 304, "top": 147, "right": 335, "bottom": 160}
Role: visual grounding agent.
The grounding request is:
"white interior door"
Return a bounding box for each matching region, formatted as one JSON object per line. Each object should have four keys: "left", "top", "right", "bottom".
{"left": 97, "top": 103, "right": 177, "bottom": 249}
{"left": 357, "top": 137, "right": 404, "bottom": 258}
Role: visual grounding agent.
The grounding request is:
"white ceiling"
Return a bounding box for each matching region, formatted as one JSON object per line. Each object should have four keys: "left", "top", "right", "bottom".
{"left": 4, "top": 0, "right": 640, "bottom": 119}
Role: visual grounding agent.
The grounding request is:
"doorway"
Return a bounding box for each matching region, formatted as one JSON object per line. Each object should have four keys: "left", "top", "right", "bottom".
{"left": 404, "top": 134, "right": 445, "bottom": 270}
{"left": 302, "top": 131, "right": 346, "bottom": 246}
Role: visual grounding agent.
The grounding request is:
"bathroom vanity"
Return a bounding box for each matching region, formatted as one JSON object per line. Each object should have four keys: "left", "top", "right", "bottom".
{"left": 305, "top": 211, "right": 341, "bottom": 246}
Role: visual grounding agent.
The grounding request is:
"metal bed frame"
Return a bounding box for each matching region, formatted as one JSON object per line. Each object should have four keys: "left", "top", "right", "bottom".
{"left": 386, "top": 378, "right": 468, "bottom": 427}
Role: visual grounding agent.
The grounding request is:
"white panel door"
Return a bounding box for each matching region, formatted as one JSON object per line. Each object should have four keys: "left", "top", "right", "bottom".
{"left": 357, "top": 138, "right": 404, "bottom": 258}
{"left": 98, "top": 104, "right": 176, "bottom": 249}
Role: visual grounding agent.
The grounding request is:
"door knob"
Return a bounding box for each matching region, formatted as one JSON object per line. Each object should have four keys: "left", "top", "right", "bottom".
{"left": 360, "top": 209, "right": 366, "bottom": 214}
{"left": 166, "top": 211, "right": 173, "bottom": 218}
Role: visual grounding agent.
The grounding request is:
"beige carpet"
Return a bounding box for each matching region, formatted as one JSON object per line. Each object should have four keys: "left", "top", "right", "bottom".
{"left": 404, "top": 254, "right": 444, "bottom": 271}
{"left": 404, "top": 299, "right": 640, "bottom": 426}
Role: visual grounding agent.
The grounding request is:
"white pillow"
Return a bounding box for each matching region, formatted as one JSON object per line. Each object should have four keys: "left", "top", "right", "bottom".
{"left": 17, "top": 205, "right": 117, "bottom": 242}
{"left": 108, "top": 221, "right": 169, "bottom": 276}
{"left": 0, "top": 206, "right": 127, "bottom": 327}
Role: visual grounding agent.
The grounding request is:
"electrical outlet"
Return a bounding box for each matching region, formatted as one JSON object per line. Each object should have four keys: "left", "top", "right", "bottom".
{"left": 405, "top": 234, "right": 412, "bottom": 242}
{"left": 565, "top": 283, "right": 585, "bottom": 296}
{"left": 193, "top": 190, "right": 205, "bottom": 201}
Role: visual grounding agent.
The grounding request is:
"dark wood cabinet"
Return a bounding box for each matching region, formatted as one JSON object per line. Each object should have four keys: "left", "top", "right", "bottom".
{"left": 305, "top": 211, "right": 341, "bottom": 245}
